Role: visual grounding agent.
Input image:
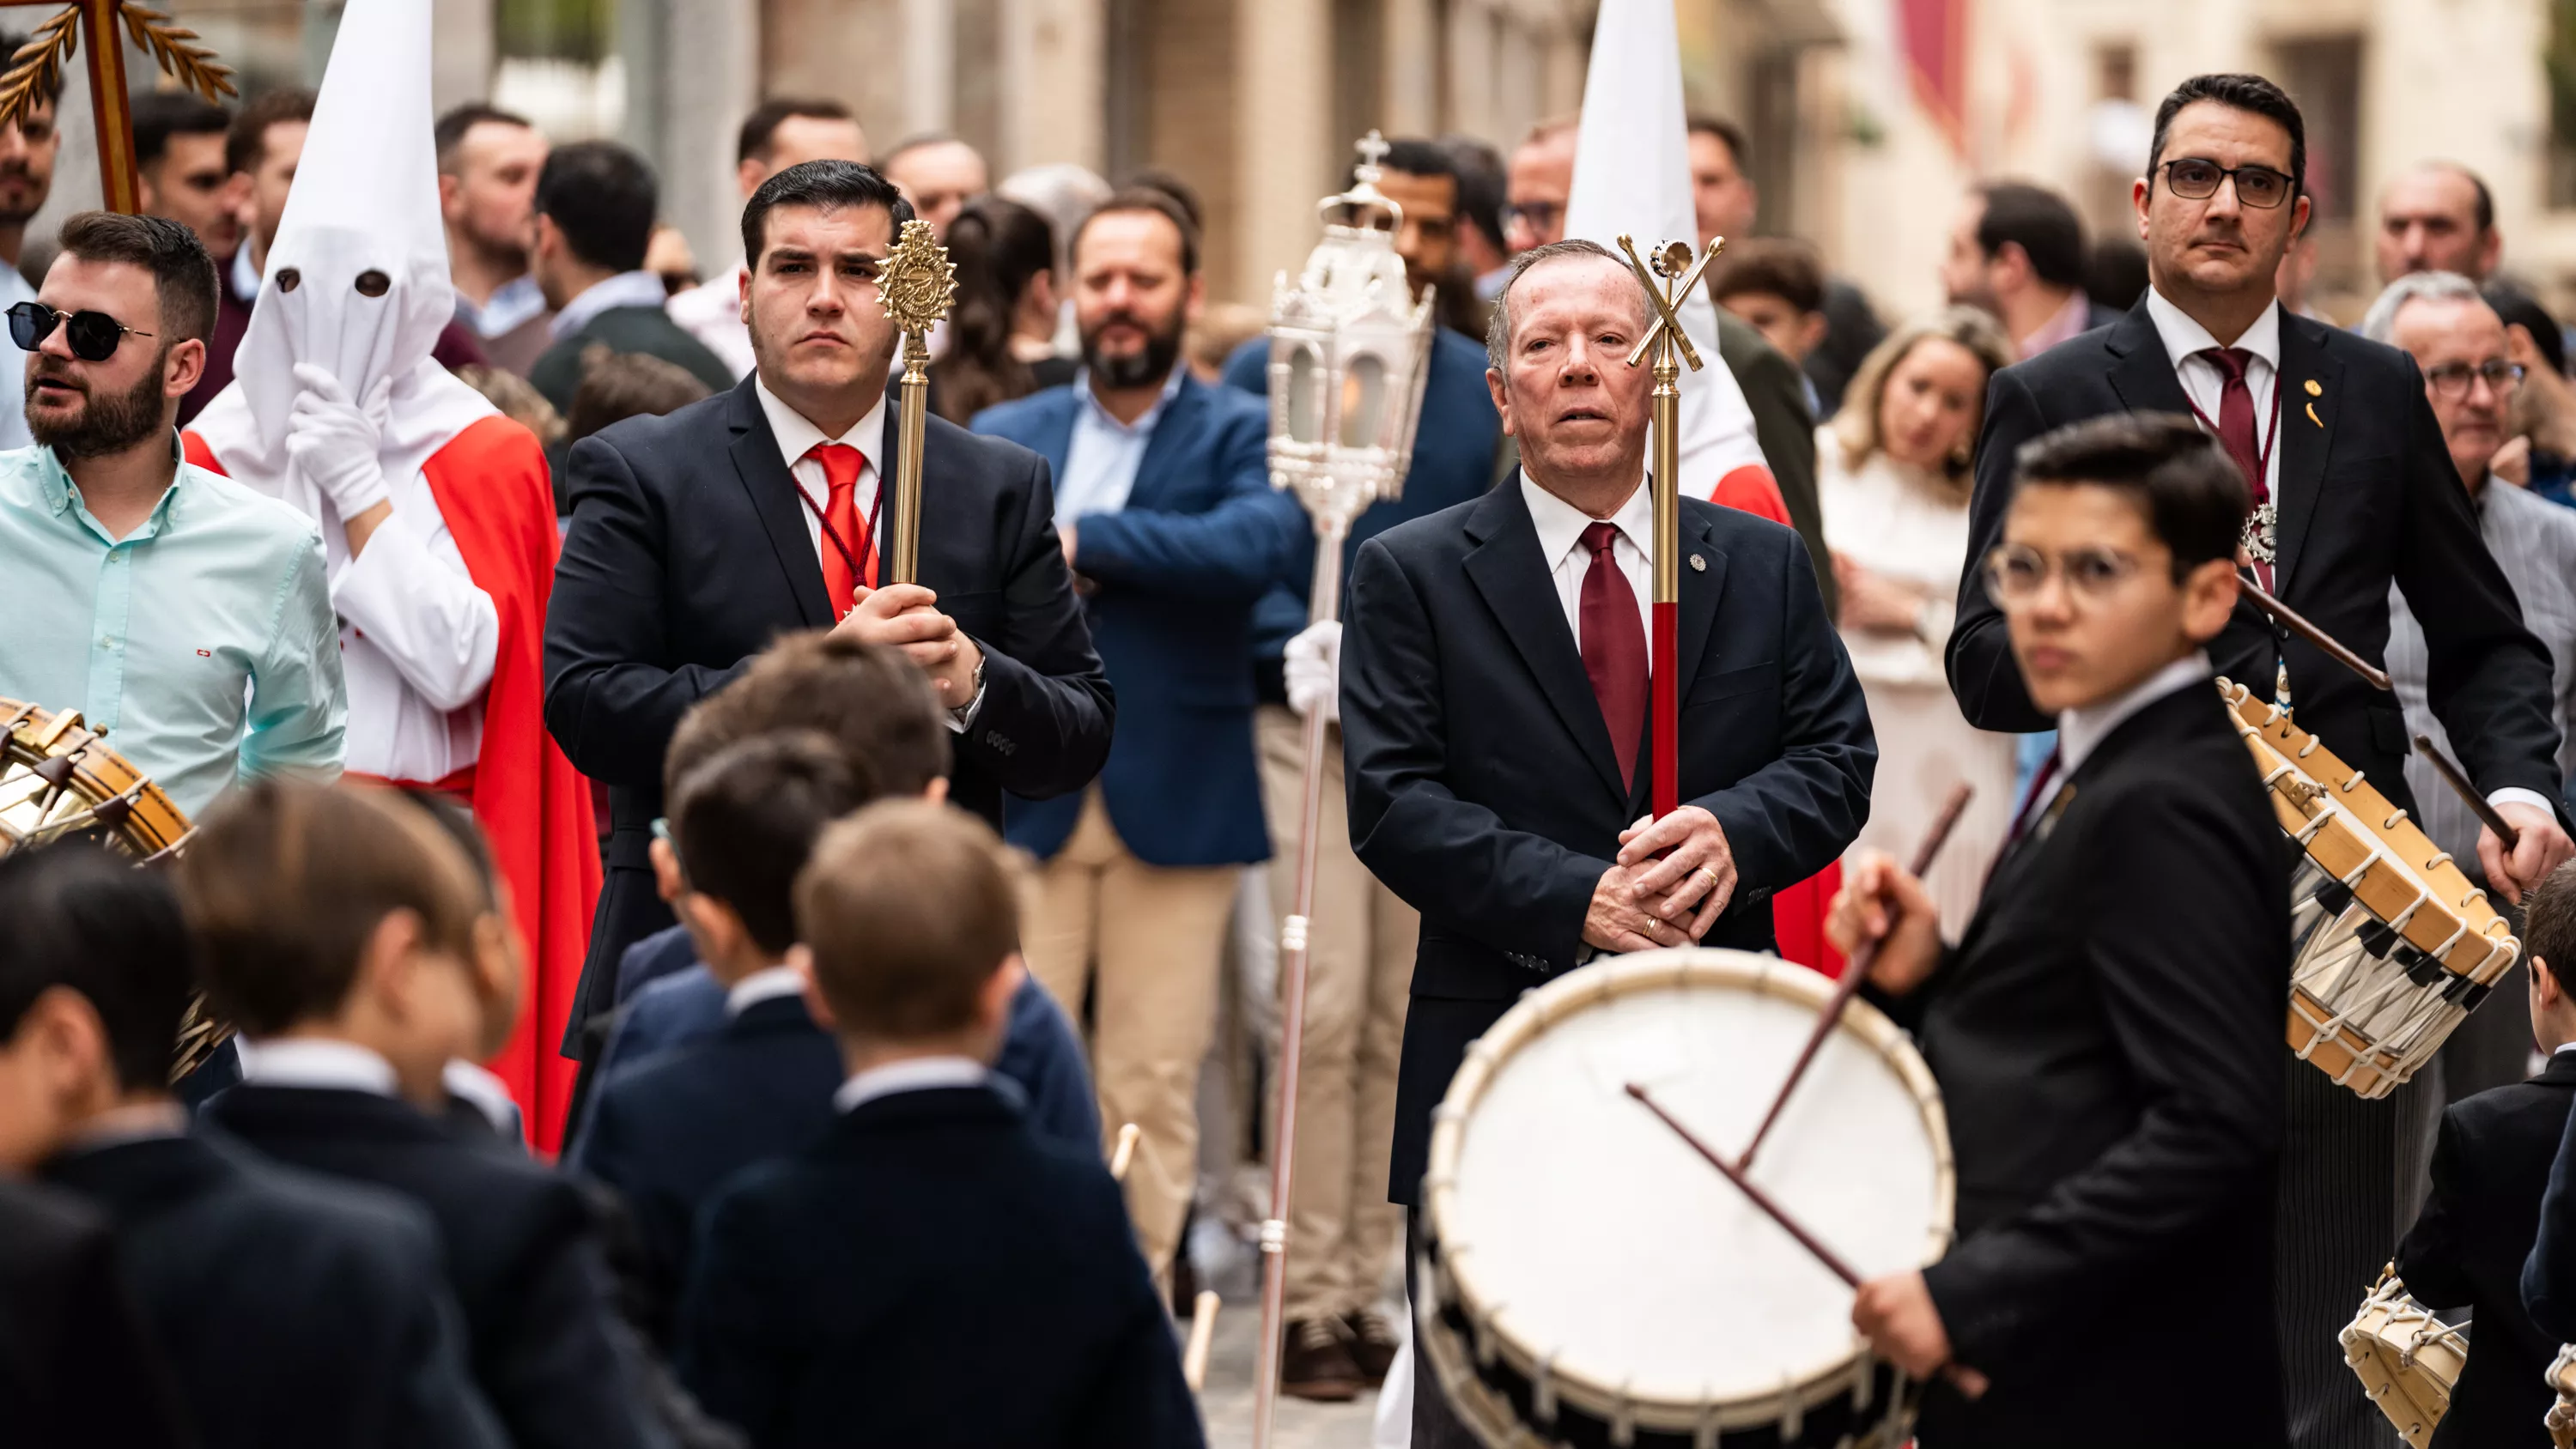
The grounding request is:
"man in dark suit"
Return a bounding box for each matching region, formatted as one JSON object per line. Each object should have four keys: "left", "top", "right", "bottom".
{"left": 1940, "top": 179, "right": 2123, "bottom": 359}
{"left": 1942, "top": 75, "right": 2573, "bottom": 1447}
{"left": 974, "top": 187, "right": 1303, "bottom": 1284}
{"left": 181, "top": 783, "right": 667, "bottom": 1449}
{"left": 0, "top": 843, "right": 499, "bottom": 1449}
{"left": 1836, "top": 415, "right": 2287, "bottom": 1446}
{"left": 545, "top": 158, "right": 1114, "bottom": 1055}
{"left": 678, "top": 801, "right": 1203, "bottom": 1448}
{"left": 526, "top": 141, "right": 734, "bottom": 413}
{"left": 0, "top": 1177, "right": 191, "bottom": 1447}
{"left": 1340, "top": 237, "right": 1875, "bottom": 1446}
{"left": 2397, "top": 863, "right": 2576, "bottom": 1449}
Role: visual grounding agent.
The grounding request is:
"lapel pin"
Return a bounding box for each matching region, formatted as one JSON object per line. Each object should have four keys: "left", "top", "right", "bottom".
{"left": 2304, "top": 379, "right": 2322, "bottom": 397}
{"left": 1688, "top": 554, "right": 1705, "bottom": 572}
{"left": 2307, "top": 402, "right": 2323, "bottom": 427}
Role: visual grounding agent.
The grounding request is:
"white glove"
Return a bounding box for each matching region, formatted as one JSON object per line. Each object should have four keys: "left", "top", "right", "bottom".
{"left": 286, "top": 361, "right": 394, "bottom": 520}
{"left": 1285, "top": 618, "right": 1343, "bottom": 725}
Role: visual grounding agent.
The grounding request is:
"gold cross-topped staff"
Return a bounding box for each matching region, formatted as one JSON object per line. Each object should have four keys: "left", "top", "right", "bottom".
{"left": 1616, "top": 234, "right": 1721, "bottom": 821}
{"left": 876, "top": 217, "right": 958, "bottom": 585}
{"left": 0, "top": 3, "right": 234, "bottom": 216}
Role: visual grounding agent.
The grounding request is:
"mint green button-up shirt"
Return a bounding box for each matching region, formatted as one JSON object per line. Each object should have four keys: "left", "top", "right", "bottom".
{"left": 0, "top": 440, "right": 343, "bottom": 819}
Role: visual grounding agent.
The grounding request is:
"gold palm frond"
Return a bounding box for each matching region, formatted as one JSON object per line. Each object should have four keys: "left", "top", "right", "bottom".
{"left": 119, "top": 4, "right": 235, "bottom": 105}
{"left": 0, "top": 8, "right": 78, "bottom": 135}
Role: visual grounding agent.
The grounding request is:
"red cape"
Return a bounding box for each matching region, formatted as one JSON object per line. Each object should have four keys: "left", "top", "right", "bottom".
{"left": 1710, "top": 462, "right": 1791, "bottom": 526}
{"left": 185, "top": 420, "right": 598, "bottom": 1152}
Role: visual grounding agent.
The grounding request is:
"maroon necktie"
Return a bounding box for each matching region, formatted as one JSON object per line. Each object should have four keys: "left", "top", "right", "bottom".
{"left": 1579, "top": 520, "right": 1648, "bottom": 788}
{"left": 2200, "top": 347, "right": 2269, "bottom": 509}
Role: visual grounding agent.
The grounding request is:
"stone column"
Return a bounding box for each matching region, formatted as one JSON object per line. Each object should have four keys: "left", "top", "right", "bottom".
{"left": 999, "top": 0, "right": 1106, "bottom": 173}
{"left": 902, "top": 0, "right": 957, "bottom": 138}
{"left": 625, "top": 0, "right": 760, "bottom": 272}
{"left": 1446, "top": 0, "right": 1497, "bottom": 142}
{"left": 1382, "top": 0, "right": 1439, "bottom": 136}
{"left": 429, "top": 0, "right": 495, "bottom": 118}
{"left": 1236, "top": 0, "right": 1332, "bottom": 303}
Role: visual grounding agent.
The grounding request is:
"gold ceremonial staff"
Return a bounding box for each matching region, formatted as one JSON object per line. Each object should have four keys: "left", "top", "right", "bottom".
{"left": 1249, "top": 133, "right": 1437, "bottom": 1449}
{"left": 1617, "top": 235, "right": 1720, "bottom": 822}
{"left": 877, "top": 218, "right": 958, "bottom": 584}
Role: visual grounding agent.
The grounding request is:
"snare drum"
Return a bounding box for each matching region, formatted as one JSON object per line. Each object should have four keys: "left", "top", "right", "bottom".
{"left": 1415, "top": 948, "right": 1953, "bottom": 1449}
{"left": 2340, "top": 1267, "right": 2466, "bottom": 1447}
{"left": 2217, "top": 680, "right": 2520, "bottom": 1099}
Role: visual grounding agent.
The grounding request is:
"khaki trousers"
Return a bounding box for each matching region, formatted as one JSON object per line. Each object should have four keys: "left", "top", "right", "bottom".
{"left": 1023, "top": 789, "right": 1240, "bottom": 1277}
{"left": 1258, "top": 705, "right": 1416, "bottom": 1320}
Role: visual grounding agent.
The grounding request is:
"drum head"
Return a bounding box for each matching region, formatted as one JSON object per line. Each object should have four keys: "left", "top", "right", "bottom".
{"left": 1431, "top": 948, "right": 1953, "bottom": 1422}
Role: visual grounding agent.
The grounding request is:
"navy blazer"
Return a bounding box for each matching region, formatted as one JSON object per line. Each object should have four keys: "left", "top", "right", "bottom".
{"left": 44, "top": 1128, "right": 504, "bottom": 1449}
{"left": 1343, "top": 481, "right": 1875, "bottom": 1203}
{"left": 0, "top": 1176, "right": 193, "bottom": 1447}
{"left": 1220, "top": 327, "right": 1501, "bottom": 664}
{"left": 199, "top": 1085, "right": 669, "bottom": 1449}
{"left": 974, "top": 372, "right": 1303, "bottom": 865}
{"left": 2403, "top": 1052, "right": 2576, "bottom": 1449}
{"left": 585, "top": 931, "right": 1102, "bottom": 1154}
{"left": 678, "top": 1084, "right": 1204, "bottom": 1448}
{"left": 568, "top": 995, "right": 844, "bottom": 1347}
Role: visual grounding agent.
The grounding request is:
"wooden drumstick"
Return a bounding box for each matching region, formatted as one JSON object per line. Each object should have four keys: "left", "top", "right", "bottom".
{"left": 1182, "top": 1290, "right": 1220, "bottom": 1392}
{"left": 1109, "top": 1122, "right": 1141, "bottom": 1183}
{"left": 2239, "top": 578, "right": 2392, "bottom": 692}
{"left": 2414, "top": 733, "right": 2521, "bottom": 852}
{"left": 1735, "top": 783, "right": 1975, "bottom": 1174}
{"left": 1625, "top": 1082, "right": 1861, "bottom": 1287}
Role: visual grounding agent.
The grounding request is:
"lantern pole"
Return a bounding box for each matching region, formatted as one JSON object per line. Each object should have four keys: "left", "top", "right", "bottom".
{"left": 1618, "top": 235, "right": 1719, "bottom": 819}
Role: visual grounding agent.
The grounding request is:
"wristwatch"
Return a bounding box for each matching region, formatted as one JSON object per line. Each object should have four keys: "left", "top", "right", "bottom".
{"left": 950, "top": 653, "right": 987, "bottom": 725}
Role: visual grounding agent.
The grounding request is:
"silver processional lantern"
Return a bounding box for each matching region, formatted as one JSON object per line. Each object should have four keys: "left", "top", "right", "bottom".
{"left": 1247, "top": 130, "right": 1437, "bottom": 1449}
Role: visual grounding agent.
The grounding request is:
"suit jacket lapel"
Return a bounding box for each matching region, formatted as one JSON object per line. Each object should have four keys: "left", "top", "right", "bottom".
{"left": 2103, "top": 304, "right": 2193, "bottom": 417}
{"left": 1630, "top": 506, "right": 1729, "bottom": 818}
{"left": 2272, "top": 314, "right": 2341, "bottom": 594}
{"left": 1125, "top": 376, "right": 1204, "bottom": 512}
{"left": 1461, "top": 480, "right": 1625, "bottom": 802}
{"left": 727, "top": 382, "right": 831, "bottom": 627}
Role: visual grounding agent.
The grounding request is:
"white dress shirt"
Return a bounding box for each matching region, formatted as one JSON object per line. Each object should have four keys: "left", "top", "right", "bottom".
{"left": 668, "top": 265, "right": 756, "bottom": 380}
{"left": 2146, "top": 287, "right": 2283, "bottom": 506}
{"left": 832, "top": 1054, "right": 988, "bottom": 1113}
{"left": 1521, "top": 473, "right": 1654, "bottom": 652}
{"left": 1054, "top": 368, "right": 1185, "bottom": 524}
{"left": 321, "top": 471, "right": 500, "bottom": 780}
{"left": 459, "top": 273, "right": 548, "bottom": 341}
{"left": 725, "top": 962, "right": 809, "bottom": 1018}
{"left": 2009, "top": 652, "right": 2215, "bottom": 836}
{"left": 234, "top": 1037, "right": 401, "bottom": 1095}
{"left": 754, "top": 379, "right": 981, "bottom": 728}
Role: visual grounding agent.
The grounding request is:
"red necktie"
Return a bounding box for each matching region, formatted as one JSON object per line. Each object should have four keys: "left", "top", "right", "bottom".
{"left": 805, "top": 443, "right": 873, "bottom": 618}
{"left": 1578, "top": 520, "right": 1649, "bottom": 788}
{"left": 2200, "top": 347, "right": 2272, "bottom": 589}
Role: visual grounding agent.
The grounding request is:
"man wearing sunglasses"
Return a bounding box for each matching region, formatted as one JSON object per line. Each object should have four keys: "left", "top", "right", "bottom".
{"left": 1947, "top": 70, "right": 2573, "bottom": 1449}
{"left": 2362, "top": 272, "right": 2576, "bottom": 1112}
{"left": 0, "top": 211, "right": 343, "bottom": 818}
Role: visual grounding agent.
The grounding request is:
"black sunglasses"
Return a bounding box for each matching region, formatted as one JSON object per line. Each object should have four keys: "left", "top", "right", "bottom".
{"left": 7, "top": 300, "right": 154, "bottom": 361}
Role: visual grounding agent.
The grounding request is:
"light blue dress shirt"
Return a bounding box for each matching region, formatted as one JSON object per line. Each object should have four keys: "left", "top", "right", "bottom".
{"left": 1053, "top": 367, "right": 1185, "bottom": 526}
{"left": 0, "top": 441, "right": 345, "bottom": 818}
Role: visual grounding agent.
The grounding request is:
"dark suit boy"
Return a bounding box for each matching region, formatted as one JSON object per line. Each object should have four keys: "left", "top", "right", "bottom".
{"left": 0, "top": 1176, "right": 191, "bottom": 1448}
{"left": 46, "top": 1126, "right": 505, "bottom": 1449}
{"left": 1841, "top": 413, "right": 2286, "bottom": 1446}
{"left": 545, "top": 160, "right": 1113, "bottom": 1049}
{"left": 677, "top": 800, "right": 1203, "bottom": 1448}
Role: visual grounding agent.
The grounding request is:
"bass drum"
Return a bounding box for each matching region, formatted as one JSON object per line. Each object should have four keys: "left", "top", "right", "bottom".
{"left": 1415, "top": 947, "right": 1953, "bottom": 1448}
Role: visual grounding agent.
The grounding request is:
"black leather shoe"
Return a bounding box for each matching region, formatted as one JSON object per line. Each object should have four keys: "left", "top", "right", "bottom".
{"left": 1281, "top": 1316, "right": 1364, "bottom": 1402}
{"left": 1343, "top": 1307, "right": 1400, "bottom": 1385}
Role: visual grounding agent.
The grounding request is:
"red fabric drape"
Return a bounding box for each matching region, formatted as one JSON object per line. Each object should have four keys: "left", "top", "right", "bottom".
{"left": 1771, "top": 860, "right": 1846, "bottom": 980}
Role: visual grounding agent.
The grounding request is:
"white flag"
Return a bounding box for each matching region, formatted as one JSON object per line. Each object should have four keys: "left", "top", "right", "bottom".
{"left": 1564, "top": 0, "right": 1776, "bottom": 506}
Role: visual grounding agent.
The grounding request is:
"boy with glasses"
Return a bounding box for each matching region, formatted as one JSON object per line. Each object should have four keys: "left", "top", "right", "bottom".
{"left": 1833, "top": 413, "right": 2288, "bottom": 1447}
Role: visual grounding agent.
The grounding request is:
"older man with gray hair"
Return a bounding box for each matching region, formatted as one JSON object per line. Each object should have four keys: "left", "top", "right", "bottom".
{"left": 1340, "top": 236, "right": 1875, "bottom": 1447}
{"left": 2363, "top": 270, "right": 2576, "bottom": 1101}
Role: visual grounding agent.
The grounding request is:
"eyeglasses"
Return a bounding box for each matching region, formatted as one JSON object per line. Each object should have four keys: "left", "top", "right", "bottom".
{"left": 2423, "top": 359, "right": 2524, "bottom": 401}
{"left": 2156, "top": 158, "right": 2296, "bottom": 210}
{"left": 1501, "top": 201, "right": 1564, "bottom": 238}
{"left": 1982, "top": 542, "right": 2146, "bottom": 607}
{"left": 6, "top": 301, "right": 153, "bottom": 361}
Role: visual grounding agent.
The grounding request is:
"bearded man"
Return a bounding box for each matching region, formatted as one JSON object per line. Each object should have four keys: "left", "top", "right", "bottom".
{"left": 182, "top": 0, "right": 592, "bottom": 1149}
{"left": 973, "top": 185, "right": 1305, "bottom": 1287}
{"left": 0, "top": 211, "right": 342, "bottom": 815}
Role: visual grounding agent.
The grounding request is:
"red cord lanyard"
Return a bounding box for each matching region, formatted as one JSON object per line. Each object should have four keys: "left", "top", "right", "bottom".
{"left": 797, "top": 475, "right": 884, "bottom": 593}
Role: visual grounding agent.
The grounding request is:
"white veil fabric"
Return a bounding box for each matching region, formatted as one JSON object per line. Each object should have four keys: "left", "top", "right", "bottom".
{"left": 189, "top": 0, "right": 494, "bottom": 507}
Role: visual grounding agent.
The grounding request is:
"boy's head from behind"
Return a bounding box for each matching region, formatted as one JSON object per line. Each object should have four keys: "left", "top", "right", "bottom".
{"left": 1993, "top": 413, "right": 2247, "bottom": 715}
{"left": 793, "top": 799, "right": 1024, "bottom": 1064}
{"left": 670, "top": 731, "right": 870, "bottom": 982}
{"left": 2524, "top": 859, "right": 2576, "bottom": 1053}
{"left": 0, "top": 844, "right": 197, "bottom": 1169}
{"left": 179, "top": 781, "right": 495, "bottom": 1110}
{"left": 653, "top": 634, "right": 952, "bottom": 904}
